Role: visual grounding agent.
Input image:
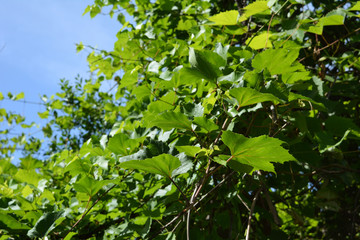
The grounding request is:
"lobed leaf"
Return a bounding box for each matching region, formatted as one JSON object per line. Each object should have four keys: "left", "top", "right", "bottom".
{"left": 147, "top": 111, "right": 192, "bottom": 131}
{"left": 120, "top": 154, "right": 181, "bottom": 178}
{"left": 229, "top": 87, "right": 281, "bottom": 108}
{"left": 222, "top": 131, "right": 296, "bottom": 172}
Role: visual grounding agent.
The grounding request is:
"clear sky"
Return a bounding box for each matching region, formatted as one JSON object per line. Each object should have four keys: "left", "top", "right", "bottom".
{"left": 0, "top": 1, "right": 122, "bottom": 163}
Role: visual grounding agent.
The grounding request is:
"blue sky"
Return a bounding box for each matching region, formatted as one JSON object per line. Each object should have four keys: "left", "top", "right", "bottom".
{"left": 0, "top": 1, "right": 122, "bottom": 162}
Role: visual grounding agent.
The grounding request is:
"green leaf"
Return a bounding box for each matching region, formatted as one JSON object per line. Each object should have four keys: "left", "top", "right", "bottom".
{"left": 222, "top": 131, "right": 296, "bottom": 172}
{"left": 119, "top": 67, "right": 140, "bottom": 88}
{"left": 27, "top": 211, "right": 65, "bottom": 238}
{"left": 120, "top": 154, "right": 181, "bottom": 178}
{"left": 193, "top": 117, "right": 219, "bottom": 133}
{"left": 147, "top": 111, "right": 192, "bottom": 131}
{"left": 172, "top": 152, "right": 194, "bottom": 176}
{"left": 189, "top": 48, "right": 225, "bottom": 82}
{"left": 65, "top": 156, "right": 92, "bottom": 175}
{"left": 73, "top": 175, "right": 116, "bottom": 196}
{"left": 322, "top": 9, "right": 346, "bottom": 26}
{"left": 325, "top": 116, "right": 360, "bottom": 137}
{"left": 239, "top": 1, "right": 270, "bottom": 22}
{"left": 15, "top": 92, "right": 25, "bottom": 100}
{"left": 179, "top": 67, "right": 208, "bottom": 85}
{"left": 148, "top": 61, "right": 161, "bottom": 74}
{"left": 202, "top": 92, "right": 217, "bottom": 114}
{"left": 175, "top": 146, "right": 201, "bottom": 157}
{"left": 252, "top": 48, "right": 301, "bottom": 75}
{"left": 288, "top": 92, "right": 327, "bottom": 111}
{"left": 214, "top": 43, "right": 229, "bottom": 62}
{"left": 208, "top": 10, "right": 239, "bottom": 25}
{"left": 218, "top": 71, "right": 243, "bottom": 85}
{"left": 315, "top": 130, "right": 351, "bottom": 153}
{"left": 64, "top": 232, "right": 77, "bottom": 240}
{"left": 14, "top": 169, "right": 41, "bottom": 186}
{"left": 319, "top": 14, "right": 344, "bottom": 26}
{"left": 0, "top": 92, "right": 4, "bottom": 100}
{"left": 350, "top": 1, "right": 360, "bottom": 11}
{"left": 147, "top": 91, "right": 177, "bottom": 113}
{"left": 247, "top": 32, "right": 273, "bottom": 50}
{"left": 76, "top": 42, "right": 84, "bottom": 53}
{"left": 0, "top": 213, "right": 30, "bottom": 231}
{"left": 38, "top": 111, "right": 49, "bottom": 119}
{"left": 229, "top": 87, "right": 281, "bottom": 108}
{"left": 107, "top": 133, "right": 144, "bottom": 155}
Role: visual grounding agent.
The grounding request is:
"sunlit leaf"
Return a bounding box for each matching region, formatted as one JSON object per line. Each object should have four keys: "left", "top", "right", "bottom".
{"left": 121, "top": 154, "right": 181, "bottom": 178}
{"left": 148, "top": 111, "right": 192, "bottom": 131}
{"left": 222, "top": 131, "right": 296, "bottom": 172}
{"left": 73, "top": 175, "right": 116, "bottom": 196}
{"left": 208, "top": 10, "right": 239, "bottom": 25}
{"left": 175, "top": 146, "right": 201, "bottom": 157}
{"left": 247, "top": 32, "right": 273, "bottom": 50}
{"left": 229, "top": 87, "right": 281, "bottom": 108}
{"left": 0, "top": 213, "right": 30, "bottom": 231}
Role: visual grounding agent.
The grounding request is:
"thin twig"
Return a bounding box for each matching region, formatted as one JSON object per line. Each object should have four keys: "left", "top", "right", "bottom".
{"left": 245, "top": 188, "right": 261, "bottom": 240}
{"left": 62, "top": 195, "right": 93, "bottom": 239}
{"left": 237, "top": 194, "right": 250, "bottom": 211}
{"left": 168, "top": 176, "right": 190, "bottom": 204}
{"left": 247, "top": 0, "right": 290, "bottom": 47}
{"left": 153, "top": 171, "right": 235, "bottom": 239}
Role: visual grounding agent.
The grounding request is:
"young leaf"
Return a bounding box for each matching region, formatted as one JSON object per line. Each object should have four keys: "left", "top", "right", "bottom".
{"left": 246, "top": 32, "right": 273, "bottom": 50}
{"left": 222, "top": 131, "right": 296, "bottom": 172}
{"left": 240, "top": 1, "right": 270, "bottom": 22}
{"left": 229, "top": 87, "right": 281, "bottom": 108}
{"left": 120, "top": 154, "right": 181, "bottom": 178}
{"left": 208, "top": 10, "right": 239, "bottom": 25}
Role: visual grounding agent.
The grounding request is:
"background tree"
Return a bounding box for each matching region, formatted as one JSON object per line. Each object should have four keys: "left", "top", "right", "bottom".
{"left": 0, "top": 0, "right": 360, "bottom": 239}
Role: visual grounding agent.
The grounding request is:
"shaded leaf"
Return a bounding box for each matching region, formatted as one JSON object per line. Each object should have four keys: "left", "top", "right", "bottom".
{"left": 27, "top": 211, "right": 65, "bottom": 238}
{"left": 288, "top": 92, "right": 327, "bottom": 111}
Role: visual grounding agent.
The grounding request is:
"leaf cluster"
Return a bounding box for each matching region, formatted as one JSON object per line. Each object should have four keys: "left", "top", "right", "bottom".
{"left": 1, "top": 0, "right": 360, "bottom": 239}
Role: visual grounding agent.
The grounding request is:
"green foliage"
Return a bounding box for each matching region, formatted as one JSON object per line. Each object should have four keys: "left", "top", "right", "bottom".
{"left": 1, "top": 0, "right": 360, "bottom": 239}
